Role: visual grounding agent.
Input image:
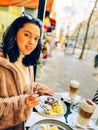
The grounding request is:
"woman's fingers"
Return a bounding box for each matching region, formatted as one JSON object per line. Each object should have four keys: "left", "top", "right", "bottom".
{"left": 25, "top": 94, "right": 40, "bottom": 108}
{"left": 33, "top": 91, "right": 38, "bottom": 94}
{"left": 27, "top": 99, "right": 40, "bottom": 107}
{"left": 44, "top": 89, "right": 54, "bottom": 96}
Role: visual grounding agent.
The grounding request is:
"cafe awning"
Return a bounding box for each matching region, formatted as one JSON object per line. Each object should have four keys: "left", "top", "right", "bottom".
{"left": 0, "top": 0, "right": 54, "bottom": 12}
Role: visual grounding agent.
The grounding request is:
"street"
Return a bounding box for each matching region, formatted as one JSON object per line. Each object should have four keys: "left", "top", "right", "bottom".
{"left": 36, "top": 47, "right": 98, "bottom": 100}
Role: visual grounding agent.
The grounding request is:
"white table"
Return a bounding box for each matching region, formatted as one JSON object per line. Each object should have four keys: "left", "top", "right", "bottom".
{"left": 24, "top": 92, "right": 98, "bottom": 130}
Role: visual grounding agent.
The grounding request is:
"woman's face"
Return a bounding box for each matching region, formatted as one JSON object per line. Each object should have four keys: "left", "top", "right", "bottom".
{"left": 16, "top": 23, "right": 40, "bottom": 55}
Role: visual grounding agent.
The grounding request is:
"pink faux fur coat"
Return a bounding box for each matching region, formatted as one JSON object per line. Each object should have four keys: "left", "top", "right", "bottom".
{"left": 0, "top": 50, "right": 46, "bottom": 129}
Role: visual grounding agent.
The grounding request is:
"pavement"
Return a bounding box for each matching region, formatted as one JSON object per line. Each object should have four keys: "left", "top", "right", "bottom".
{"left": 36, "top": 47, "right": 98, "bottom": 100}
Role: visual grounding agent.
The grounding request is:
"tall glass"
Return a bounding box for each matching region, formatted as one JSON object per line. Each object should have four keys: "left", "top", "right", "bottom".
{"left": 68, "top": 80, "right": 80, "bottom": 101}
{"left": 77, "top": 98, "right": 96, "bottom": 126}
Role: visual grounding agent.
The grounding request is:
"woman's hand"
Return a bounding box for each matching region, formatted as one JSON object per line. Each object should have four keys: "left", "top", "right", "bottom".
{"left": 39, "top": 88, "right": 54, "bottom": 96}
{"left": 33, "top": 83, "right": 54, "bottom": 96}
{"left": 25, "top": 94, "right": 40, "bottom": 108}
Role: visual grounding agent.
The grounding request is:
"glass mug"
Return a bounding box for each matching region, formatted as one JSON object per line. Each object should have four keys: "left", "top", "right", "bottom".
{"left": 77, "top": 98, "right": 96, "bottom": 126}
{"left": 68, "top": 80, "right": 80, "bottom": 100}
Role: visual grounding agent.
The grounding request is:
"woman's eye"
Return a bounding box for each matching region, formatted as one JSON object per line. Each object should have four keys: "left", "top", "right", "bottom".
{"left": 35, "top": 38, "right": 39, "bottom": 41}
{"left": 24, "top": 33, "right": 30, "bottom": 37}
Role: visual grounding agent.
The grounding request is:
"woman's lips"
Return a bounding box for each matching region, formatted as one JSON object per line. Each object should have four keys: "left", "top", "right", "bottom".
{"left": 25, "top": 45, "right": 33, "bottom": 51}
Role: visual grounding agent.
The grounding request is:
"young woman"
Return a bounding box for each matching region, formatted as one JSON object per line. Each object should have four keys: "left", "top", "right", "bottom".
{"left": 0, "top": 15, "right": 54, "bottom": 130}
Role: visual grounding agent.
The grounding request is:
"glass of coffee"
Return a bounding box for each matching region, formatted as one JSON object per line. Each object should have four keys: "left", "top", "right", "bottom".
{"left": 68, "top": 80, "right": 80, "bottom": 101}
{"left": 77, "top": 98, "right": 96, "bottom": 126}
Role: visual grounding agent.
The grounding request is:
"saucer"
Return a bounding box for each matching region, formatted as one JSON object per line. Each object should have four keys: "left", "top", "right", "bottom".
{"left": 67, "top": 113, "right": 96, "bottom": 129}
{"left": 61, "top": 93, "right": 82, "bottom": 104}
{"left": 67, "top": 113, "right": 80, "bottom": 128}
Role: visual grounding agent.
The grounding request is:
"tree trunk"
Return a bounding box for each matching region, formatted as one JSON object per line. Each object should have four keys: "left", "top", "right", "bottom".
{"left": 73, "top": 23, "right": 82, "bottom": 54}
{"left": 79, "top": 0, "right": 98, "bottom": 59}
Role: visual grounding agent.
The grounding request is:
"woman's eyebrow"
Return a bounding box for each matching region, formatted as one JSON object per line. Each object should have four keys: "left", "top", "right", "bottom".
{"left": 24, "top": 30, "right": 40, "bottom": 37}
{"left": 24, "top": 30, "right": 32, "bottom": 34}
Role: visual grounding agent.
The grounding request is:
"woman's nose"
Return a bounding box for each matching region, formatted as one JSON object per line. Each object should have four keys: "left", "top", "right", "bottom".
{"left": 29, "top": 38, "right": 35, "bottom": 45}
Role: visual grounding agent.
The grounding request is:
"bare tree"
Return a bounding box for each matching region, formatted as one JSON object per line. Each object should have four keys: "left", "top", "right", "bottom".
{"left": 72, "top": 23, "right": 82, "bottom": 54}
{"left": 79, "top": 0, "right": 98, "bottom": 59}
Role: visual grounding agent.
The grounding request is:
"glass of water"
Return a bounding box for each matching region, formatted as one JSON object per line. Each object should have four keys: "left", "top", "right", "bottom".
{"left": 70, "top": 99, "right": 81, "bottom": 115}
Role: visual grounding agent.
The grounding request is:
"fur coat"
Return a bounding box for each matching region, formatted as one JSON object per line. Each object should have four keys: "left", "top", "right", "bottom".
{"left": 0, "top": 50, "right": 45, "bottom": 129}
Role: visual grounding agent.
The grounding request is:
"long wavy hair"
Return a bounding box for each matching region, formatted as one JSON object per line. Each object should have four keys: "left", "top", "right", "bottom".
{"left": 2, "top": 15, "right": 42, "bottom": 66}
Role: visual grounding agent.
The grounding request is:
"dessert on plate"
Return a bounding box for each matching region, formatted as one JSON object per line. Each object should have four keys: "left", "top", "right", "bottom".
{"left": 39, "top": 124, "right": 59, "bottom": 130}
{"left": 43, "top": 97, "right": 63, "bottom": 115}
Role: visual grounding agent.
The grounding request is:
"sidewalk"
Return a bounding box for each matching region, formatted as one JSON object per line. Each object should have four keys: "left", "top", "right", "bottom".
{"left": 36, "top": 47, "right": 98, "bottom": 100}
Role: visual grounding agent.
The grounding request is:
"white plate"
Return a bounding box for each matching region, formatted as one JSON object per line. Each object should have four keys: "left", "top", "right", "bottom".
{"left": 67, "top": 113, "right": 96, "bottom": 129}
{"left": 35, "top": 96, "right": 67, "bottom": 118}
{"left": 29, "top": 119, "right": 73, "bottom": 130}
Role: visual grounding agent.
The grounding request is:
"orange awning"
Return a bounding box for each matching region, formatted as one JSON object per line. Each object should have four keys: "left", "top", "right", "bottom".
{"left": 0, "top": 0, "right": 54, "bottom": 12}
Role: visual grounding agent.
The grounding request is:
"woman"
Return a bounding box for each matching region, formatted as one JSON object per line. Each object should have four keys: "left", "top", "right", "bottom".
{"left": 0, "top": 15, "right": 54, "bottom": 130}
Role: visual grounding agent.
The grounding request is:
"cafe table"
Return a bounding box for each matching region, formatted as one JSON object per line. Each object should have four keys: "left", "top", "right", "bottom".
{"left": 24, "top": 92, "right": 98, "bottom": 130}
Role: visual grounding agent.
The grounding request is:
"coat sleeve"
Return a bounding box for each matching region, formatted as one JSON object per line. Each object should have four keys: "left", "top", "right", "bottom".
{"left": 0, "top": 94, "right": 32, "bottom": 129}
{"left": 0, "top": 66, "right": 32, "bottom": 129}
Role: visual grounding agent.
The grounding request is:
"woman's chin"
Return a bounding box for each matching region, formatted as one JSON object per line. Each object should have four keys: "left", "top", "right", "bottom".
{"left": 24, "top": 51, "right": 32, "bottom": 55}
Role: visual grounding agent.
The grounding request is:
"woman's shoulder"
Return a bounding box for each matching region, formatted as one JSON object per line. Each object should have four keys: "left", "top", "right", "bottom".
{"left": 0, "top": 48, "right": 8, "bottom": 63}
{"left": 0, "top": 48, "right": 5, "bottom": 58}
{"left": 0, "top": 48, "right": 17, "bottom": 72}
{"left": 0, "top": 48, "right": 8, "bottom": 66}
